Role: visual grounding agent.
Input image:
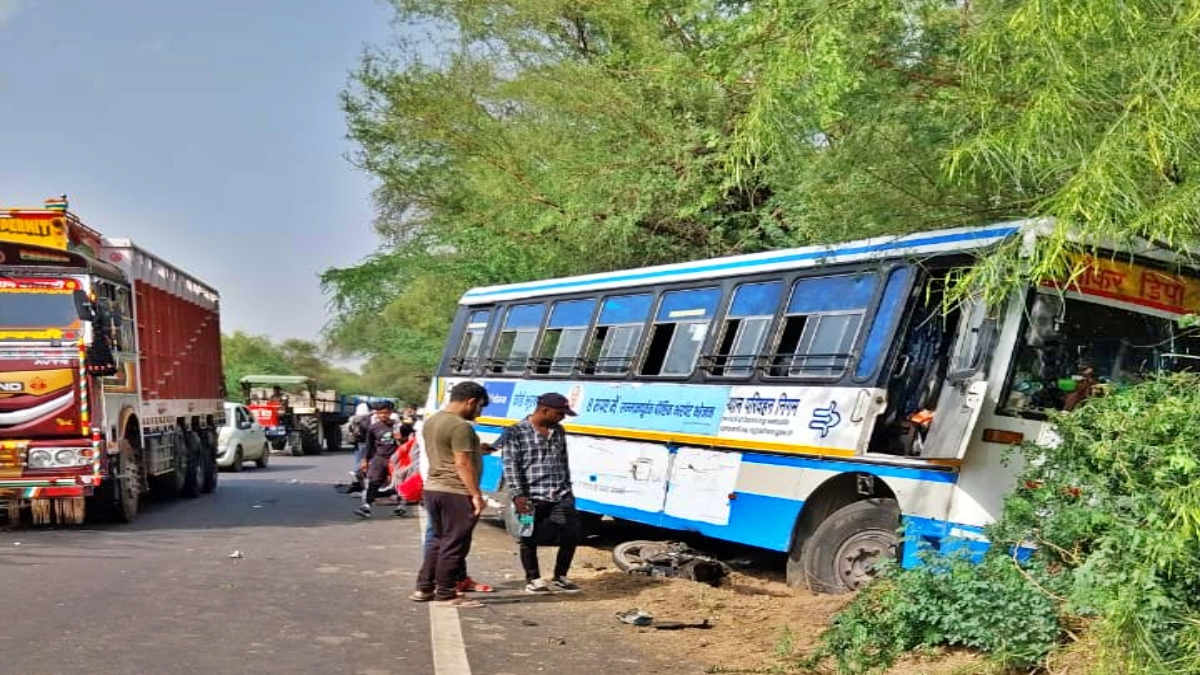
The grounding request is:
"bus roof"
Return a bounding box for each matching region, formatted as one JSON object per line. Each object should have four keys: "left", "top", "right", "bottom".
{"left": 460, "top": 220, "right": 1036, "bottom": 306}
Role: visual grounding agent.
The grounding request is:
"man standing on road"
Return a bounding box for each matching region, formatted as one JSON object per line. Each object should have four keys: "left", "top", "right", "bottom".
{"left": 411, "top": 381, "right": 490, "bottom": 607}
{"left": 495, "top": 392, "right": 582, "bottom": 594}
{"left": 355, "top": 401, "right": 405, "bottom": 519}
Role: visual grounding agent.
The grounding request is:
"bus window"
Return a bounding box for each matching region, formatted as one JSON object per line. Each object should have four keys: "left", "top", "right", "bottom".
{"left": 535, "top": 298, "right": 596, "bottom": 375}
{"left": 584, "top": 293, "right": 653, "bottom": 375}
{"left": 769, "top": 274, "right": 879, "bottom": 378}
{"left": 708, "top": 281, "right": 783, "bottom": 377}
{"left": 641, "top": 288, "right": 722, "bottom": 377}
{"left": 489, "top": 303, "right": 545, "bottom": 374}
{"left": 451, "top": 309, "right": 492, "bottom": 373}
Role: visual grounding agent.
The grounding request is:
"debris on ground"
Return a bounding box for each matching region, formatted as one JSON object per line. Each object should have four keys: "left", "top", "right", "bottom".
{"left": 228, "top": 550, "right": 244, "bottom": 559}
{"left": 616, "top": 609, "right": 654, "bottom": 626}
{"left": 612, "top": 540, "right": 728, "bottom": 586}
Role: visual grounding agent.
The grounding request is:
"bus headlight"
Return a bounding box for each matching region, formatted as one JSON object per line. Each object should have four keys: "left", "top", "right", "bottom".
{"left": 28, "top": 449, "right": 53, "bottom": 468}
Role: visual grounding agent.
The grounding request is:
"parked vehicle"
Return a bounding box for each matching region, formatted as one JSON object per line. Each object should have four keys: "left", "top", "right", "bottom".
{"left": 430, "top": 218, "right": 1199, "bottom": 593}
{"left": 241, "top": 375, "right": 356, "bottom": 455}
{"left": 0, "top": 198, "right": 224, "bottom": 525}
{"left": 216, "top": 402, "right": 269, "bottom": 471}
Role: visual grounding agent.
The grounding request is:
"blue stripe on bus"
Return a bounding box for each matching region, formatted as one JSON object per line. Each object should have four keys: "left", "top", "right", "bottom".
{"left": 741, "top": 452, "right": 958, "bottom": 484}
{"left": 463, "top": 225, "right": 1020, "bottom": 300}
{"left": 575, "top": 493, "right": 802, "bottom": 552}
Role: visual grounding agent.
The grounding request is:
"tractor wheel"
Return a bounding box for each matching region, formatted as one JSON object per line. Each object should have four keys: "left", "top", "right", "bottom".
{"left": 299, "top": 416, "right": 322, "bottom": 455}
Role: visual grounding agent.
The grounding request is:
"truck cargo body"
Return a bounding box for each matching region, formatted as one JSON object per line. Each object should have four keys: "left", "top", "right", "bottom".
{"left": 0, "top": 207, "right": 223, "bottom": 524}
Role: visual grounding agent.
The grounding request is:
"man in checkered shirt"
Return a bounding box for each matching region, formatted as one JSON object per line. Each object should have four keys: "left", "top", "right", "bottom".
{"left": 496, "top": 392, "right": 582, "bottom": 594}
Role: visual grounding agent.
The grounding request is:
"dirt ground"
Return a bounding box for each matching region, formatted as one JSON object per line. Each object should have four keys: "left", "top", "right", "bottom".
{"left": 557, "top": 543, "right": 985, "bottom": 675}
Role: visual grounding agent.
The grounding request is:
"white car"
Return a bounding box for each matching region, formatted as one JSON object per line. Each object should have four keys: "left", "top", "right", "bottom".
{"left": 217, "top": 402, "right": 270, "bottom": 471}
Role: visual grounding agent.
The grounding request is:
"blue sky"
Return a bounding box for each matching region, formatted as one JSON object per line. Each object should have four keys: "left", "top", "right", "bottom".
{"left": 0, "top": 0, "right": 404, "bottom": 347}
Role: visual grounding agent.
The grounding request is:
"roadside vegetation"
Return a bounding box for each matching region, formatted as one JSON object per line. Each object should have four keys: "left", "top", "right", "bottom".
{"left": 325, "top": 3, "right": 1200, "bottom": 672}
{"left": 808, "top": 370, "right": 1200, "bottom": 674}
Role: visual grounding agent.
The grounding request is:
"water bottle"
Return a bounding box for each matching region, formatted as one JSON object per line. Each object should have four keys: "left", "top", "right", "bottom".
{"left": 517, "top": 512, "right": 535, "bottom": 538}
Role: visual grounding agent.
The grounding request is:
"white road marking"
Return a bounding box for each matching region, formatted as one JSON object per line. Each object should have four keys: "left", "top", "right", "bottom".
{"left": 419, "top": 508, "right": 473, "bottom": 675}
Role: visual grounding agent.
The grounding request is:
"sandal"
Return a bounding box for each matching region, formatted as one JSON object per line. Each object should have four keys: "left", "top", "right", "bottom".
{"left": 457, "top": 577, "right": 495, "bottom": 593}
{"left": 409, "top": 591, "right": 435, "bottom": 602}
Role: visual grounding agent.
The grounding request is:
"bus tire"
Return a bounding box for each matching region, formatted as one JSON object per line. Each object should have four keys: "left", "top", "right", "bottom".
{"left": 791, "top": 498, "right": 900, "bottom": 594}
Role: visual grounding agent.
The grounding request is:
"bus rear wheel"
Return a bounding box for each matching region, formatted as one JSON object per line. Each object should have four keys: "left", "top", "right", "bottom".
{"left": 790, "top": 498, "right": 900, "bottom": 594}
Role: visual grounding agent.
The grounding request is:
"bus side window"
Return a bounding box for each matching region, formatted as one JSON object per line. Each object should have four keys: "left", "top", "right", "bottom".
{"left": 489, "top": 304, "right": 545, "bottom": 374}
{"left": 641, "top": 288, "right": 722, "bottom": 377}
{"left": 584, "top": 293, "right": 653, "bottom": 375}
{"left": 451, "top": 309, "right": 492, "bottom": 374}
{"left": 707, "top": 281, "right": 783, "bottom": 377}
{"left": 535, "top": 299, "right": 596, "bottom": 375}
{"left": 768, "top": 274, "right": 879, "bottom": 378}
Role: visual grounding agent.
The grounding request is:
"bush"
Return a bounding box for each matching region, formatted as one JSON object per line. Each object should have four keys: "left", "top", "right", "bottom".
{"left": 810, "top": 373, "right": 1200, "bottom": 675}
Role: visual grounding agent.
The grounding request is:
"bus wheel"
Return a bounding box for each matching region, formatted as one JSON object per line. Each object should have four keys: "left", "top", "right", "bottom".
{"left": 791, "top": 498, "right": 899, "bottom": 594}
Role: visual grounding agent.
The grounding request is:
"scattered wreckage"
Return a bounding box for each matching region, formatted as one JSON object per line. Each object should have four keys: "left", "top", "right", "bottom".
{"left": 611, "top": 540, "right": 729, "bottom": 586}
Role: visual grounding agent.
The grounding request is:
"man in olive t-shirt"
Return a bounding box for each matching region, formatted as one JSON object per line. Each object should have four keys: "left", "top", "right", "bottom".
{"left": 412, "top": 380, "right": 490, "bottom": 606}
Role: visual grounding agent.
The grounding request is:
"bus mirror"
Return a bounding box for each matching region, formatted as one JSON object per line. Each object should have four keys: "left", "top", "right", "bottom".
{"left": 1026, "top": 294, "right": 1064, "bottom": 347}
{"left": 72, "top": 289, "right": 95, "bottom": 321}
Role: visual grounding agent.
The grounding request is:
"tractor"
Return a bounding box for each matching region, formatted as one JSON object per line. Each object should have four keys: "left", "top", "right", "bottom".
{"left": 240, "top": 375, "right": 352, "bottom": 456}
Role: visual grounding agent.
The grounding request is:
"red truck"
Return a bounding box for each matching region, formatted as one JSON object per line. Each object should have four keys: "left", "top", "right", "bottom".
{"left": 0, "top": 199, "right": 224, "bottom": 524}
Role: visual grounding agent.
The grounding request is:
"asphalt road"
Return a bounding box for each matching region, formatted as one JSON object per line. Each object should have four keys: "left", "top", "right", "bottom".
{"left": 0, "top": 452, "right": 700, "bottom": 675}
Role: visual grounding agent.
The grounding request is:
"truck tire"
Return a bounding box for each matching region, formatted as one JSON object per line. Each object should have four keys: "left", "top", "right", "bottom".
{"left": 789, "top": 498, "right": 900, "bottom": 594}
{"left": 200, "top": 428, "right": 218, "bottom": 494}
{"left": 322, "top": 420, "right": 342, "bottom": 453}
{"left": 299, "top": 416, "right": 322, "bottom": 455}
{"left": 181, "top": 431, "right": 204, "bottom": 498}
{"left": 88, "top": 438, "right": 141, "bottom": 523}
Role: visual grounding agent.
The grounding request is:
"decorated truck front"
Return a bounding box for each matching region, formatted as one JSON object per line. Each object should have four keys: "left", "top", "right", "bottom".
{"left": 0, "top": 210, "right": 114, "bottom": 523}
{"left": 1, "top": 202, "right": 224, "bottom": 525}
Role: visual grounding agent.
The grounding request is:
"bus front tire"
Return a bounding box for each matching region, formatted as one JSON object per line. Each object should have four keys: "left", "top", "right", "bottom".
{"left": 789, "top": 498, "right": 900, "bottom": 595}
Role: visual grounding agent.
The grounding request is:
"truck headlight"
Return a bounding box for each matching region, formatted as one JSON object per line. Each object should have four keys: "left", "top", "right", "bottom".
{"left": 28, "top": 449, "right": 53, "bottom": 468}
{"left": 55, "top": 449, "right": 79, "bottom": 466}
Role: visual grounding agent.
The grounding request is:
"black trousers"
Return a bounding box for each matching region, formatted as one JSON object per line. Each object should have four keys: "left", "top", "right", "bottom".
{"left": 417, "top": 491, "right": 478, "bottom": 600}
{"left": 519, "top": 493, "right": 580, "bottom": 581}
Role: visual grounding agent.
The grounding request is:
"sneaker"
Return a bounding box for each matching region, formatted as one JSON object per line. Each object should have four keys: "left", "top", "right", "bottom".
{"left": 354, "top": 505, "right": 372, "bottom": 518}
{"left": 524, "top": 578, "right": 552, "bottom": 594}
{"left": 549, "top": 576, "right": 581, "bottom": 593}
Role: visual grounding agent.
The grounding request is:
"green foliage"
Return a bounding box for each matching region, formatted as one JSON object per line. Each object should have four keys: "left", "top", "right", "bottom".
{"left": 808, "top": 554, "right": 1063, "bottom": 674}
{"left": 811, "top": 374, "right": 1200, "bottom": 674}
{"left": 221, "top": 331, "right": 377, "bottom": 402}
{"left": 328, "top": 0, "right": 1199, "bottom": 376}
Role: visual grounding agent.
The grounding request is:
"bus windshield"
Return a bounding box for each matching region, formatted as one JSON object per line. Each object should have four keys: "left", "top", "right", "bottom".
{"left": 0, "top": 290, "right": 80, "bottom": 329}
{"left": 1003, "top": 293, "right": 1200, "bottom": 414}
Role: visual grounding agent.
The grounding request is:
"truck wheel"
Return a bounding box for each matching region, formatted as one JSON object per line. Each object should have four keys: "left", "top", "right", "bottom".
{"left": 322, "top": 421, "right": 342, "bottom": 453}
{"left": 181, "top": 431, "right": 203, "bottom": 498}
{"left": 789, "top": 498, "right": 900, "bottom": 594}
{"left": 200, "top": 429, "right": 219, "bottom": 494}
{"left": 88, "top": 439, "right": 141, "bottom": 523}
{"left": 299, "top": 416, "right": 321, "bottom": 455}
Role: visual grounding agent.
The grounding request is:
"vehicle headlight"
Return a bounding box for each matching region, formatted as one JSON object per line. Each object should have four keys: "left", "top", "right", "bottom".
{"left": 55, "top": 449, "right": 78, "bottom": 466}
{"left": 28, "top": 449, "right": 53, "bottom": 468}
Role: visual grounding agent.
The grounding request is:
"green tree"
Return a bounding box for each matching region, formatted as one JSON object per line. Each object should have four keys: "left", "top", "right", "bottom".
{"left": 221, "top": 331, "right": 292, "bottom": 399}
{"left": 327, "top": 0, "right": 1198, "bottom": 373}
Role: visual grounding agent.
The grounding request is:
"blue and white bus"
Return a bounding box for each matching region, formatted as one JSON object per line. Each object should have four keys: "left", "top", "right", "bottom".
{"left": 425, "top": 219, "right": 1200, "bottom": 593}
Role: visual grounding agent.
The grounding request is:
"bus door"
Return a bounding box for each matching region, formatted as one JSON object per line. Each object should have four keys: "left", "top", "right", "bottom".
{"left": 917, "top": 295, "right": 996, "bottom": 459}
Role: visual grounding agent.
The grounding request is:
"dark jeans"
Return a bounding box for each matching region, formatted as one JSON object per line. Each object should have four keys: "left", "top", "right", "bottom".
{"left": 362, "top": 455, "right": 390, "bottom": 506}
{"left": 417, "top": 491, "right": 478, "bottom": 600}
{"left": 519, "top": 493, "right": 580, "bottom": 581}
{"left": 424, "top": 514, "right": 467, "bottom": 583}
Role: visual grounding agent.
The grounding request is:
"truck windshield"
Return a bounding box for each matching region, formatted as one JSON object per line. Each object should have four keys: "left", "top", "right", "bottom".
{"left": 1003, "top": 294, "right": 1200, "bottom": 415}
{"left": 0, "top": 291, "right": 79, "bottom": 329}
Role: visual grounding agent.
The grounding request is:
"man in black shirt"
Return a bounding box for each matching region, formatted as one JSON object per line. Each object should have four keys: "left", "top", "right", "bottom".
{"left": 355, "top": 401, "right": 405, "bottom": 518}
